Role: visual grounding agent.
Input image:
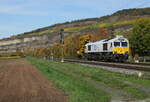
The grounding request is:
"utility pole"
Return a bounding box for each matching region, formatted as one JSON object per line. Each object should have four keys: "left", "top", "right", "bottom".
{"left": 60, "top": 29, "right": 64, "bottom": 62}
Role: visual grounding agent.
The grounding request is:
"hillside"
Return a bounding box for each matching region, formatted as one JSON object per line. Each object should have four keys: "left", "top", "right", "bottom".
{"left": 12, "top": 7, "right": 150, "bottom": 38}
{"left": 0, "top": 7, "right": 150, "bottom": 53}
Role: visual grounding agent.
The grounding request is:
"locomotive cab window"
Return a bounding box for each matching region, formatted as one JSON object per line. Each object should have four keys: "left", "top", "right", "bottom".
{"left": 114, "top": 42, "right": 120, "bottom": 47}
{"left": 121, "top": 42, "right": 128, "bottom": 47}
{"left": 88, "top": 45, "right": 91, "bottom": 51}
{"left": 103, "top": 43, "right": 108, "bottom": 50}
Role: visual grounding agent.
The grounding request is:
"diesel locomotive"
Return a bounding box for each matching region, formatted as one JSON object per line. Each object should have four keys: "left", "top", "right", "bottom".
{"left": 84, "top": 35, "right": 129, "bottom": 62}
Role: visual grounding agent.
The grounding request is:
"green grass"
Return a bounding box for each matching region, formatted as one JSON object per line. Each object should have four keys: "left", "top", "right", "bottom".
{"left": 124, "top": 77, "right": 150, "bottom": 87}
{"left": 27, "top": 57, "right": 150, "bottom": 101}
{"left": 58, "top": 63, "right": 148, "bottom": 99}
{"left": 27, "top": 57, "right": 110, "bottom": 102}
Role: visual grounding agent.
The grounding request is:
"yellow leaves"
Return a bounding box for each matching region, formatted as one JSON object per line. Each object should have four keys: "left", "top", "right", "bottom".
{"left": 78, "top": 34, "right": 93, "bottom": 56}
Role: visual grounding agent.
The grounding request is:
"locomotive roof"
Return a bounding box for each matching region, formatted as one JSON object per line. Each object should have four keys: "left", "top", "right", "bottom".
{"left": 86, "top": 38, "right": 113, "bottom": 45}
{"left": 86, "top": 39, "right": 109, "bottom": 45}
{"left": 85, "top": 35, "right": 127, "bottom": 46}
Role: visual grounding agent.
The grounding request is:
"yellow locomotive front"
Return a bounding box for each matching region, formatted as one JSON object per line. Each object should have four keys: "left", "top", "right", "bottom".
{"left": 113, "top": 42, "right": 129, "bottom": 54}
{"left": 112, "top": 37, "right": 129, "bottom": 61}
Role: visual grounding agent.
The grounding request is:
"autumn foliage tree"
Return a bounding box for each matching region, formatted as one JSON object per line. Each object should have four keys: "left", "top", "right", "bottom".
{"left": 77, "top": 34, "right": 93, "bottom": 56}
{"left": 51, "top": 44, "right": 62, "bottom": 58}
{"left": 64, "top": 35, "right": 76, "bottom": 57}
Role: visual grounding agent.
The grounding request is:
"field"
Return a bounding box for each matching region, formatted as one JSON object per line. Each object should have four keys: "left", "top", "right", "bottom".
{"left": 0, "top": 58, "right": 67, "bottom": 102}
{"left": 0, "top": 57, "right": 149, "bottom": 102}
{"left": 27, "top": 57, "right": 150, "bottom": 102}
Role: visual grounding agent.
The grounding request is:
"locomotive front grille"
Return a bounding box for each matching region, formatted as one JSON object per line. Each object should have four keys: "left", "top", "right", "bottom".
{"left": 113, "top": 47, "right": 129, "bottom": 54}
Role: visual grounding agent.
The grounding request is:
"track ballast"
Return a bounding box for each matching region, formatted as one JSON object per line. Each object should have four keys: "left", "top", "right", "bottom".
{"left": 64, "top": 59, "right": 150, "bottom": 72}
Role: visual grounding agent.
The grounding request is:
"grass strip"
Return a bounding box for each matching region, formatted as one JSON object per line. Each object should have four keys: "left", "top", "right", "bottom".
{"left": 27, "top": 57, "right": 110, "bottom": 102}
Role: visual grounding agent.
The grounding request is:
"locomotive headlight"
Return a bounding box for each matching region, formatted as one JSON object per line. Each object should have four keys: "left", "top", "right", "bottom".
{"left": 114, "top": 51, "right": 117, "bottom": 54}
{"left": 125, "top": 51, "right": 128, "bottom": 54}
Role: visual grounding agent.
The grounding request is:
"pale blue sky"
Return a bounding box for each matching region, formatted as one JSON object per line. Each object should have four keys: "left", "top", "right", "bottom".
{"left": 0, "top": 0, "right": 150, "bottom": 38}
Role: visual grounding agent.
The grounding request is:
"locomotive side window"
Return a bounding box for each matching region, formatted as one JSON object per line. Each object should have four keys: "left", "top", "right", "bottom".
{"left": 114, "top": 42, "right": 120, "bottom": 47}
{"left": 122, "top": 42, "right": 128, "bottom": 47}
{"left": 88, "top": 45, "right": 91, "bottom": 51}
{"left": 103, "top": 43, "right": 107, "bottom": 50}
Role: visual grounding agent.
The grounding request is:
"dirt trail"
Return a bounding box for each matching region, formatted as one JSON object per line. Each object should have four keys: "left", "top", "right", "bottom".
{"left": 0, "top": 59, "right": 67, "bottom": 102}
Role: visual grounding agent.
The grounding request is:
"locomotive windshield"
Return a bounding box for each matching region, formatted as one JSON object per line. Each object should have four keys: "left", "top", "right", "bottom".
{"left": 114, "top": 42, "right": 128, "bottom": 47}
{"left": 121, "top": 42, "right": 128, "bottom": 47}
{"left": 114, "top": 42, "right": 120, "bottom": 47}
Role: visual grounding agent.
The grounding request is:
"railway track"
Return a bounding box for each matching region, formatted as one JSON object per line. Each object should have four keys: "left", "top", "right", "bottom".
{"left": 64, "top": 59, "right": 150, "bottom": 72}
{"left": 124, "top": 62, "right": 150, "bottom": 66}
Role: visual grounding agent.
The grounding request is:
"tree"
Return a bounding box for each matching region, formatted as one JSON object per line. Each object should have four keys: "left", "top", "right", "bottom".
{"left": 64, "top": 35, "right": 76, "bottom": 57}
{"left": 96, "top": 27, "right": 110, "bottom": 40}
{"left": 78, "top": 34, "right": 93, "bottom": 56}
{"left": 51, "top": 44, "right": 62, "bottom": 58}
{"left": 129, "top": 18, "right": 150, "bottom": 56}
